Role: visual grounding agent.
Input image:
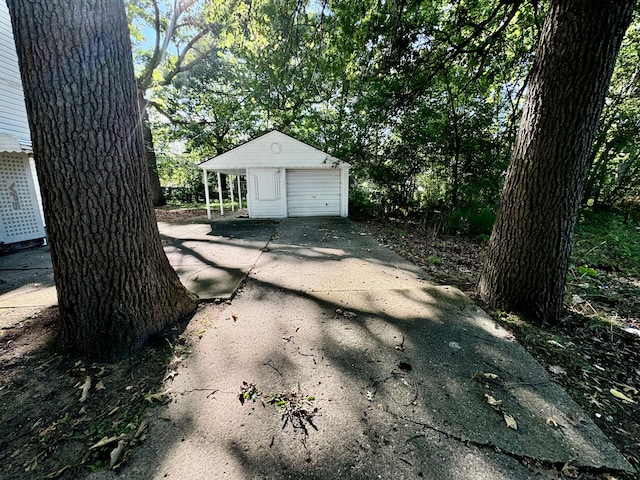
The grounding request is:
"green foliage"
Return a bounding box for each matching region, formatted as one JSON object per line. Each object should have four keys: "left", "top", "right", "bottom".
{"left": 441, "top": 203, "right": 497, "bottom": 236}
{"left": 156, "top": 154, "right": 204, "bottom": 203}
{"left": 349, "top": 181, "right": 383, "bottom": 219}
{"left": 583, "top": 22, "right": 640, "bottom": 207}
{"left": 130, "top": 0, "right": 639, "bottom": 220}
{"left": 577, "top": 265, "right": 598, "bottom": 277}
{"left": 572, "top": 209, "right": 640, "bottom": 277}
{"left": 426, "top": 255, "right": 443, "bottom": 265}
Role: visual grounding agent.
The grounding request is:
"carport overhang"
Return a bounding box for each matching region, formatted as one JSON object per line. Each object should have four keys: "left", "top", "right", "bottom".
{"left": 201, "top": 167, "right": 247, "bottom": 219}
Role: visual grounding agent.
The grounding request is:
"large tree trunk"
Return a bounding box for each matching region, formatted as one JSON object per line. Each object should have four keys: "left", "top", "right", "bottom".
{"left": 478, "top": 0, "right": 635, "bottom": 325}
{"left": 7, "top": 0, "right": 197, "bottom": 360}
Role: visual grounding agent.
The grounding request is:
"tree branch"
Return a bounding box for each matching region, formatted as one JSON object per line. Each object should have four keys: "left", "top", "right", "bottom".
{"left": 137, "top": 0, "right": 163, "bottom": 90}
{"left": 160, "top": 27, "right": 213, "bottom": 85}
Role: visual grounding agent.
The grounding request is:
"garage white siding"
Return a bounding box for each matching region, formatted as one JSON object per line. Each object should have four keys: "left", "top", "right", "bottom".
{"left": 246, "top": 168, "right": 286, "bottom": 218}
{"left": 287, "top": 169, "right": 341, "bottom": 217}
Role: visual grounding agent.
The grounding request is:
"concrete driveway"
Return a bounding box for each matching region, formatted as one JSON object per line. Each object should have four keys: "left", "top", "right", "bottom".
{"left": 1, "top": 217, "right": 632, "bottom": 479}
{"left": 82, "top": 217, "right": 632, "bottom": 480}
{"left": 158, "top": 216, "right": 279, "bottom": 300}
{"left": 0, "top": 215, "right": 279, "bottom": 328}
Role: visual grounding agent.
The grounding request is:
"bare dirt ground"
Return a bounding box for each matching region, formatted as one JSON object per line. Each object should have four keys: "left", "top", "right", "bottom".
{"left": 0, "top": 305, "right": 201, "bottom": 480}
{"left": 154, "top": 207, "right": 208, "bottom": 222}
{"left": 0, "top": 210, "right": 638, "bottom": 479}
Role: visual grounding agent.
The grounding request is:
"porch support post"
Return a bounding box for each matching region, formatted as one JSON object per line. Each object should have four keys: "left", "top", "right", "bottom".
{"left": 237, "top": 174, "right": 243, "bottom": 209}
{"left": 230, "top": 174, "right": 235, "bottom": 212}
{"left": 217, "top": 172, "right": 224, "bottom": 215}
{"left": 203, "top": 169, "right": 211, "bottom": 219}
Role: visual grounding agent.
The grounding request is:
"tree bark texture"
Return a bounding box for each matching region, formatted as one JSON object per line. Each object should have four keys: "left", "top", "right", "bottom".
{"left": 478, "top": 0, "right": 636, "bottom": 324}
{"left": 7, "top": 0, "right": 197, "bottom": 360}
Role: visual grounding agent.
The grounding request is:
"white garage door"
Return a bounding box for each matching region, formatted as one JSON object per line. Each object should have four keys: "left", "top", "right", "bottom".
{"left": 287, "top": 169, "right": 341, "bottom": 217}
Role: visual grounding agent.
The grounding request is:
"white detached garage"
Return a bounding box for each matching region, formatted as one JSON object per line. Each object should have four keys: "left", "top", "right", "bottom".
{"left": 199, "top": 130, "right": 350, "bottom": 219}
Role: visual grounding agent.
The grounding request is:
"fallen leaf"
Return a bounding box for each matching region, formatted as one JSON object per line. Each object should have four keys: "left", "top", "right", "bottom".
{"left": 610, "top": 388, "right": 636, "bottom": 404}
{"left": 109, "top": 439, "right": 127, "bottom": 469}
{"left": 546, "top": 417, "right": 560, "bottom": 428}
{"left": 95, "top": 380, "right": 106, "bottom": 391}
{"left": 145, "top": 390, "right": 170, "bottom": 404}
{"left": 503, "top": 413, "right": 518, "bottom": 430}
{"left": 44, "top": 465, "right": 71, "bottom": 479}
{"left": 473, "top": 372, "right": 500, "bottom": 384}
{"left": 548, "top": 365, "right": 567, "bottom": 375}
{"left": 613, "top": 381, "right": 638, "bottom": 395}
{"left": 89, "top": 433, "right": 128, "bottom": 450}
{"left": 79, "top": 376, "right": 91, "bottom": 402}
{"left": 561, "top": 462, "right": 579, "bottom": 479}
{"left": 134, "top": 419, "right": 148, "bottom": 439}
{"left": 587, "top": 393, "right": 604, "bottom": 408}
{"left": 570, "top": 294, "right": 585, "bottom": 305}
{"left": 38, "top": 424, "right": 56, "bottom": 438}
{"left": 484, "top": 394, "right": 503, "bottom": 411}
{"left": 601, "top": 474, "right": 620, "bottom": 480}
{"left": 163, "top": 371, "right": 177, "bottom": 382}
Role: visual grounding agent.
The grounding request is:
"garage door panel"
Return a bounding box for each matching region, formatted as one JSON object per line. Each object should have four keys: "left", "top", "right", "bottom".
{"left": 287, "top": 169, "right": 341, "bottom": 217}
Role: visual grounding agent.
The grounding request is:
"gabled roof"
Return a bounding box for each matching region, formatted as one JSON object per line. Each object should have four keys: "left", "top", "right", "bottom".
{"left": 199, "top": 130, "right": 350, "bottom": 173}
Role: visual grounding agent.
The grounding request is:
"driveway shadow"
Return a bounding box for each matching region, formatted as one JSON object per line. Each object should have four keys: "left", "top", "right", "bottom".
{"left": 88, "top": 217, "right": 633, "bottom": 480}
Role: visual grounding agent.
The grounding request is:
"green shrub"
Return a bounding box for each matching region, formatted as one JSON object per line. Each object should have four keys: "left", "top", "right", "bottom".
{"left": 349, "top": 181, "right": 382, "bottom": 219}
{"left": 573, "top": 208, "right": 640, "bottom": 276}
{"left": 442, "top": 204, "right": 496, "bottom": 236}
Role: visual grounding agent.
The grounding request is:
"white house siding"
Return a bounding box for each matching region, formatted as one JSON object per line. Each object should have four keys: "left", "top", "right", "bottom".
{"left": 286, "top": 169, "right": 341, "bottom": 217}
{"left": 0, "top": 1, "right": 46, "bottom": 245}
{"left": 199, "top": 131, "right": 344, "bottom": 172}
{"left": 246, "top": 168, "right": 286, "bottom": 218}
{"left": 0, "top": 1, "right": 32, "bottom": 150}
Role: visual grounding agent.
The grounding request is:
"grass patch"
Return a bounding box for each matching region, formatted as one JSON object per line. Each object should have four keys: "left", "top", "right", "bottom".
{"left": 572, "top": 209, "right": 640, "bottom": 277}
{"left": 567, "top": 209, "right": 640, "bottom": 321}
